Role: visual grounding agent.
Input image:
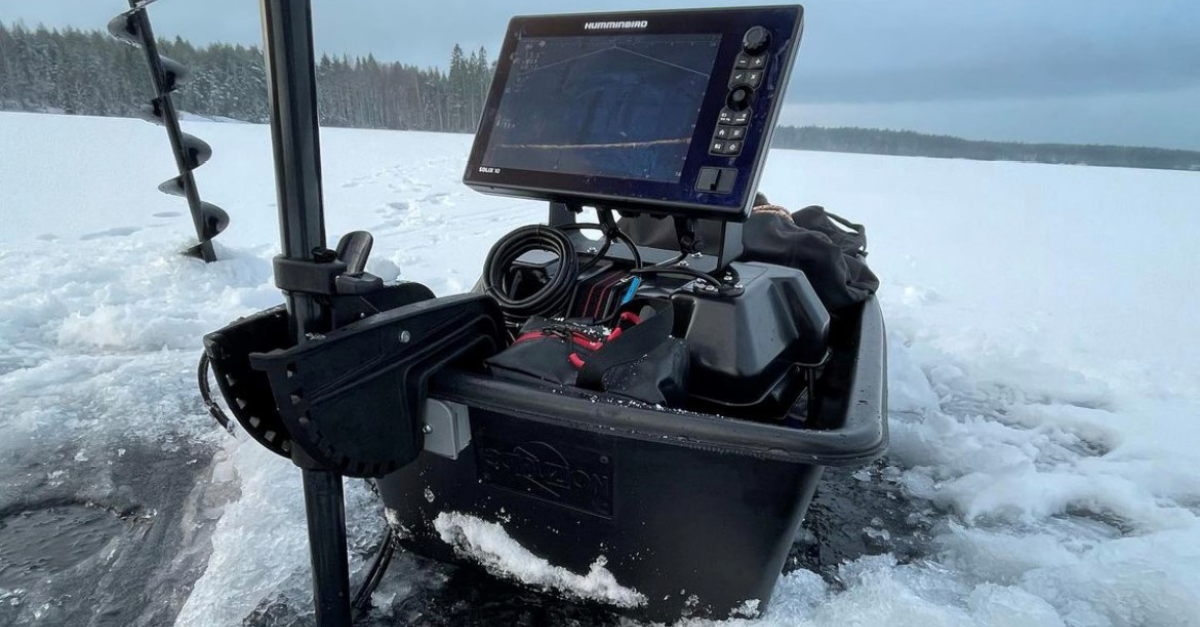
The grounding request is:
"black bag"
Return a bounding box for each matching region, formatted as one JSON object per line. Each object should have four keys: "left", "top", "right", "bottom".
{"left": 743, "top": 205, "right": 879, "bottom": 311}
{"left": 486, "top": 300, "right": 689, "bottom": 406}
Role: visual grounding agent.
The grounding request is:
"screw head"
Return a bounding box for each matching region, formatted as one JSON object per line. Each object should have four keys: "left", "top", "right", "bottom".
{"left": 422, "top": 423, "right": 433, "bottom": 434}
{"left": 399, "top": 330, "right": 411, "bottom": 343}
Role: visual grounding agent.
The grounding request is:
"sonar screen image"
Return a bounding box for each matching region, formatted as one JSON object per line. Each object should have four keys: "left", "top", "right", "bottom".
{"left": 482, "top": 34, "right": 722, "bottom": 183}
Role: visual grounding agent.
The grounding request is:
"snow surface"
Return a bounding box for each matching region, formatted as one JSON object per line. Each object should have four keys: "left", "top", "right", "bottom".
{"left": 2, "top": 111, "right": 1199, "bottom": 626}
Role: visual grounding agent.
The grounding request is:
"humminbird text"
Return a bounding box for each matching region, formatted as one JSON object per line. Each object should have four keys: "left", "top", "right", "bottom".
{"left": 583, "top": 20, "right": 650, "bottom": 30}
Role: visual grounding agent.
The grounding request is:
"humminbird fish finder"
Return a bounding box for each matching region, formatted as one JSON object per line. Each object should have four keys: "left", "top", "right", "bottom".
{"left": 464, "top": 6, "right": 804, "bottom": 221}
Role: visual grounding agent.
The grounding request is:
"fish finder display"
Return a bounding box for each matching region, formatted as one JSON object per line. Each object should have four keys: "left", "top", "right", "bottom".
{"left": 481, "top": 34, "right": 722, "bottom": 183}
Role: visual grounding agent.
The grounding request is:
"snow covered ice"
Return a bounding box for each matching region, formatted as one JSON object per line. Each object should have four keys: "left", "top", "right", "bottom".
{"left": 1, "top": 111, "right": 1199, "bottom": 626}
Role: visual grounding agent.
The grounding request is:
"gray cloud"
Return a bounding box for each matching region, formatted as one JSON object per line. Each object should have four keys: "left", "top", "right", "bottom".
{"left": 8, "top": 0, "right": 1200, "bottom": 100}
{"left": 3, "top": 0, "right": 1198, "bottom": 147}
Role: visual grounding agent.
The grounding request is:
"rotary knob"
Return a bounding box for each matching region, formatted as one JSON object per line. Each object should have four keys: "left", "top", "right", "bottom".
{"left": 727, "top": 86, "right": 753, "bottom": 111}
{"left": 742, "top": 26, "right": 771, "bottom": 55}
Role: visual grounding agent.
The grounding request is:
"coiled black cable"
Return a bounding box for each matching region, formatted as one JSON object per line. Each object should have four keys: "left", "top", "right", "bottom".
{"left": 482, "top": 225, "right": 580, "bottom": 327}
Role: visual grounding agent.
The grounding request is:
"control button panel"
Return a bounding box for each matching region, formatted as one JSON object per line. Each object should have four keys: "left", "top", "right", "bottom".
{"left": 701, "top": 26, "right": 774, "bottom": 183}
{"left": 695, "top": 167, "right": 738, "bottom": 194}
{"left": 707, "top": 26, "right": 769, "bottom": 157}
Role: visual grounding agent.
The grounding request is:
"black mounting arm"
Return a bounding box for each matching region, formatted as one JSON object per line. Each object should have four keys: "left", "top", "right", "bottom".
{"left": 250, "top": 294, "right": 506, "bottom": 477}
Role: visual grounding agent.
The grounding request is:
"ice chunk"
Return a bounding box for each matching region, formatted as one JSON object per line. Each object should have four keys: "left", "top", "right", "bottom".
{"left": 433, "top": 511, "right": 646, "bottom": 608}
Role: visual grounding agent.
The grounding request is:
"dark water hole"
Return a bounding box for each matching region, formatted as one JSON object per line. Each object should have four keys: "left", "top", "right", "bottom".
{"left": 0, "top": 502, "right": 126, "bottom": 588}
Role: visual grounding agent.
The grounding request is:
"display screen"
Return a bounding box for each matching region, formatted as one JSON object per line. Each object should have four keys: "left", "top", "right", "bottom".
{"left": 481, "top": 34, "right": 722, "bottom": 183}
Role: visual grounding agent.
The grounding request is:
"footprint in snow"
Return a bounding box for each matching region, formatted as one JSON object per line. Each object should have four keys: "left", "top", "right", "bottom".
{"left": 152, "top": 211, "right": 182, "bottom": 218}
{"left": 36, "top": 233, "right": 59, "bottom": 241}
{"left": 80, "top": 226, "right": 141, "bottom": 240}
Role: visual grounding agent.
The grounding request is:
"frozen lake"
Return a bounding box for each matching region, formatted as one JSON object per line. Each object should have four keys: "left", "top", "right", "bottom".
{"left": 1, "top": 111, "right": 1198, "bottom": 626}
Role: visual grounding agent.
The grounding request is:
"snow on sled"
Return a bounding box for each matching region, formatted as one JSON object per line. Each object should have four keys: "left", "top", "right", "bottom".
{"left": 186, "top": 3, "right": 888, "bottom": 624}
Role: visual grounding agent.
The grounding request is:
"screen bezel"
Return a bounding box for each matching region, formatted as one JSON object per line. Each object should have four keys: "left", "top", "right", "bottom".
{"left": 463, "top": 6, "right": 804, "bottom": 221}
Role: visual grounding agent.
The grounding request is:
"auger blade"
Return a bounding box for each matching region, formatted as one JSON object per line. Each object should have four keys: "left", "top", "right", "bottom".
{"left": 135, "top": 101, "right": 166, "bottom": 125}
{"left": 106, "top": 11, "right": 140, "bottom": 46}
{"left": 180, "top": 133, "right": 213, "bottom": 169}
{"left": 199, "top": 202, "right": 230, "bottom": 239}
{"left": 158, "top": 175, "right": 186, "bottom": 197}
{"left": 183, "top": 243, "right": 206, "bottom": 259}
{"left": 160, "top": 55, "right": 190, "bottom": 91}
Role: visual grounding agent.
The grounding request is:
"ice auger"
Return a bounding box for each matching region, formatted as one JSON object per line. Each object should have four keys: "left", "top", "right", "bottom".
{"left": 108, "top": 0, "right": 229, "bottom": 262}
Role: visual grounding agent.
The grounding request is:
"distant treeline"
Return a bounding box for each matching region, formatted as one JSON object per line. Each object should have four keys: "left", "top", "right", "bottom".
{"left": 0, "top": 21, "right": 492, "bottom": 133}
{"left": 771, "top": 126, "right": 1200, "bottom": 172}
{"left": 3, "top": 21, "right": 1199, "bottom": 171}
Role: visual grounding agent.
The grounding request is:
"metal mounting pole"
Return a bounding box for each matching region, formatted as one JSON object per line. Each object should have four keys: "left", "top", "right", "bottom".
{"left": 259, "top": 1, "right": 351, "bottom": 625}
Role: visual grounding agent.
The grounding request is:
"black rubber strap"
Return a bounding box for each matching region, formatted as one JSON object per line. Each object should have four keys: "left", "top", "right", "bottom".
{"left": 813, "top": 206, "right": 868, "bottom": 254}
{"left": 578, "top": 299, "right": 674, "bottom": 391}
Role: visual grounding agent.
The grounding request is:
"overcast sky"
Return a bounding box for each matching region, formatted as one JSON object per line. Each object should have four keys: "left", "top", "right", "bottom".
{"left": 4, "top": 0, "right": 1198, "bottom": 149}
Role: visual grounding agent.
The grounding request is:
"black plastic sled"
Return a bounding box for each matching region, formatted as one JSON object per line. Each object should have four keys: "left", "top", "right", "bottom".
{"left": 375, "top": 297, "right": 886, "bottom": 621}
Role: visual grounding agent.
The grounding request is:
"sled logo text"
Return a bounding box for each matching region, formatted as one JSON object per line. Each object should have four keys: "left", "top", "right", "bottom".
{"left": 476, "top": 434, "right": 614, "bottom": 518}
{"left": 477, "top": 166, "right": 501, "bottom": 174}
{"left": 584, "top": 20, "right": 649, "bottom": 30}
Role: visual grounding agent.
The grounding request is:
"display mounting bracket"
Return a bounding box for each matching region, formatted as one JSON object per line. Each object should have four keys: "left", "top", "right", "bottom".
{"left": 548, "top": 200, "right": 744, "bottom": 273}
